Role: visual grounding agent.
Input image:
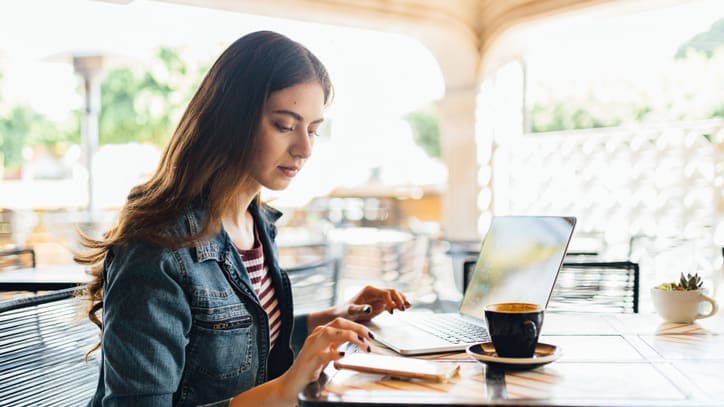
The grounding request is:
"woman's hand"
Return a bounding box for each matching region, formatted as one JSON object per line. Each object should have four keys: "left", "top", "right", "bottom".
{"left": 339, "top": 286, "right": 411, "bottom": 322}
{"left": 305, "top": 286, "right": 410, "bottom": 342}
{"left": 230, "top": 317, "right": 374, "bottom": 407}
{"left": 280, "top": 317, "right": 374, "bottom": 397}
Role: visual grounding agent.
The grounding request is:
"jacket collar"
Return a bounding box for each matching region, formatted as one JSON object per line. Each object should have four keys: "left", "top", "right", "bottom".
{"left": 185, "top": 200, "right": 282, "bottom": 263}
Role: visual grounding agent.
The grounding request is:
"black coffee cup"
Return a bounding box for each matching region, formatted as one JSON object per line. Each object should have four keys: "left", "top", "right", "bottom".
{"left": 484, "top": 303, "right": 544, "bottom": 358}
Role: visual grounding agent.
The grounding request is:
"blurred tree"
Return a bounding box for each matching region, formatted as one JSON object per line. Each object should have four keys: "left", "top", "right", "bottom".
{"left": 531, "top": 103, "right": 622, "bottom": 133}
{"left": 99, "top": 47, "right": 200, "bottom": 146}
{"left": 0, "top": 107, "right": 29, "bottom": 170}
{"left": 676, "top": 18, "right": 724, "bottom": 59}
{"left": 0, "top": 106, "right": 77, "bottom": 170}
{"left": 1, "top": 46, "right": 201, "bottom": 173}
{"left": 528, "top": 15, "right": 724, "bottom": 133}
{"left": 405, "top": 109, "right": 441, "bottom": 158}
{"left": 711, "top": 102, "right": 724, "bottom": 119}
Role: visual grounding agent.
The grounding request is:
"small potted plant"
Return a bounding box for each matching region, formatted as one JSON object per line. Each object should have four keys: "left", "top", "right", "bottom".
{"left": 652, "top": 272, "right": 718, "bottom": 323}
{"left": 654, "top": 272, "right": 703, "bottom": 292}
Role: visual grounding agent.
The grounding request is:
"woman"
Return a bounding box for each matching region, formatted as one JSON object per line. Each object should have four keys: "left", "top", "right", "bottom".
{"left": 77, "top": 31, "right": 410, "bottom": 407}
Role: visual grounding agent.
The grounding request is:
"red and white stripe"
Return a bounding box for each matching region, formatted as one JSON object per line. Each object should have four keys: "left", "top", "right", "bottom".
{"left": 239, "top": 246, "right": 281, "bottom": 348}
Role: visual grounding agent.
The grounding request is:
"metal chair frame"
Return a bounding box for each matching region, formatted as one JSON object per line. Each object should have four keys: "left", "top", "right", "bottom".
{"left": 554, "top": 261, "right": 640, "bottom": 313}
{"left": 285, "top": 257, "right": 341, "bottom": 315}
{"left": 0, "top": 287, "right": 99, "bottom": 406}
{"left": 462, "top": 260, "right": 640, "bottom": 313}
{"left": 0, "top": 246, "right": 36, "bottom": 270}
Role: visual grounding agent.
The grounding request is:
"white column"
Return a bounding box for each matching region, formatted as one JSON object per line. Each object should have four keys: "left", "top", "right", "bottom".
{"left": 487, "top": 60, "right": 526, "bottom": 217}
{"left": 437, "top": 86, "right": 480, "bottom": 241}
{"left": 713, "top": 127, "right": 724, "bottom": 302}
{"left": 73, "top": 55, "right": 104, "bottom": 222}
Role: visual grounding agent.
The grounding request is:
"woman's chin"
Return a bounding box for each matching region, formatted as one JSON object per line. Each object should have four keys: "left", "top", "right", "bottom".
{"left": 265, "top": 180, "right": 292, "bottom": 191}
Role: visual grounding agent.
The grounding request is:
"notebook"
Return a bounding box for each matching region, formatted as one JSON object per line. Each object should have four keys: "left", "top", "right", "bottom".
{"left": 367, "top": 216, "right": 576, "bottom": 355}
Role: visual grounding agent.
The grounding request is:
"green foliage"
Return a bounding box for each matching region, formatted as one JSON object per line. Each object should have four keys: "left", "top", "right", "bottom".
{"left": 405, "top": 109, "right": 441, "bottom": 158}
{"left": 530, "top": 17, "right": 724, "bottom": 133}
{"left": 655, "top": 272, "right": 704, "bottom": 291}
{"left": 676, "top": 18, "right": 724, "bottom": 59}
{"left": 0, "top": 106, "right": 77, "bottom": 170}
{"left": 679, "top": 272, "right": 703, "bottom": 290}
{"left": 634, "top": 104, "right": 653, "bottom": 121}
{"left": 99, "top": 47, "right": 196, "bottom": 146}
{"left": 530, "top": 103, "right": 622, "bottom": 133}
{"left": 1, "top": 46, "right": 204, "bottom": 173}
{"left": 710, "top": 102, "right": 724, "bottom": 119}
{"left": 0, "top": 108, "right": 29, "bottom": 169}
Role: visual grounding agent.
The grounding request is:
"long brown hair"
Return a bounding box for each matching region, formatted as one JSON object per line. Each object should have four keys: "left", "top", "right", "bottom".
{"left": 76, "top": 31, "right": 332, "bottom": 353}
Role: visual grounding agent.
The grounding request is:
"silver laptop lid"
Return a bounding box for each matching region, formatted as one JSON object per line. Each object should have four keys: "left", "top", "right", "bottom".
{"left": 459, "top": 216, "right": 576, "bottom": 320}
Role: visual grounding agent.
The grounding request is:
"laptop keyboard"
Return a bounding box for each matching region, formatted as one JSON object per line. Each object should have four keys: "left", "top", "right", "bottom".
{"left": 413, "top": 314, "right": 490, "bottom": 344}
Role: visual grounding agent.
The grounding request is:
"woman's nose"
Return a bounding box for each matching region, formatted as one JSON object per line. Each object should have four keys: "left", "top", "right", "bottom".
{"left": 290, "top": 129, "right": 313, "bottom": 158}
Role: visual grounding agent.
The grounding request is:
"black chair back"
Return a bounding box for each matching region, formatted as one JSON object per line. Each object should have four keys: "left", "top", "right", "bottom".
{"left": 462, "top": 260, "right": 639, "bottom": 313}
{"left": 550, "top": 261, "right": 640, "bottom": 313}
{"left": 285, "top": 257, "right": 341, "bottom": 315}
{"left": 0, "top": 287, "right": 99, "bottom": 405}
{"left": 0, "top": 246, "right": 36, "bottom": 270}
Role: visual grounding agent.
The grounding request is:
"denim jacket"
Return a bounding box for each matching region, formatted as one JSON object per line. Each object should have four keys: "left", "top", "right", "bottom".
{"left": 89, "top": 202, "right": 309, "bottom": 406}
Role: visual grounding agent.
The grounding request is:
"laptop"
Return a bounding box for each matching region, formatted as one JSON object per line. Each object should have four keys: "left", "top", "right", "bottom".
{"left": 367, "top": 216, "right": 576, "bottom": 355}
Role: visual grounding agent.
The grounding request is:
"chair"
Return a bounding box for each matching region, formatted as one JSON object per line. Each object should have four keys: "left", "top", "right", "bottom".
{"left": 285, "top": 257, "right": 341, "bottom": 315}
{"left": 564, "top": 251, "right": 599, "bottom": 261}
{"left": 1, "top": 209, "right": 34, "bottom": 270}
{"left": 457, "top": 246, "right": 598, "bottom": 294}
{"left": 278, "top": 241, "right": 330, "bottom": 268}
{"left": 462, "top": 260, "right": 640, "bottom": 313}
{"left": 0, "top": 246, "right": 36, "bottom": 270}
{"left": 0, "top": 208, "right": 15, "bottom": 244}
{"left": 549, "top": 261, "right": 640, "bottom": 313}
{"left": 0, "top": 287, "right": 100, "bottom": 406}
{"left": 462, "top": 259, "right": 477, "bottom": 296}
{"left": 444, "top": 239, "right": 480, "bottom": 293}
{"left": 338, "top": 229, "right": 431, "bottom": 299}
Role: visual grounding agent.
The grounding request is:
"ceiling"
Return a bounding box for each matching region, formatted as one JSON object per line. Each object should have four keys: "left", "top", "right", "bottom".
{"left": 150, "top": 0, "right": 685, "bottom": 88}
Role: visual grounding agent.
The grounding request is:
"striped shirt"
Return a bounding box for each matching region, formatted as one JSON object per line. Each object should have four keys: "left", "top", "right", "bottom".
{"left": 237, "top": 228, "right": 281, "bottom": 349}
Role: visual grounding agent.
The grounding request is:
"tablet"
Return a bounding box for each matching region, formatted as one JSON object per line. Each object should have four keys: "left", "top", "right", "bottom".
{"left": 333, "top": 353, "right": 460, "bottom": 383}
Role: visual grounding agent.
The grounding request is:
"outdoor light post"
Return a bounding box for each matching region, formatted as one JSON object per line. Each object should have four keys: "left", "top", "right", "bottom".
{"left": 72, "top": 54, "right": 104, "bottom": 222}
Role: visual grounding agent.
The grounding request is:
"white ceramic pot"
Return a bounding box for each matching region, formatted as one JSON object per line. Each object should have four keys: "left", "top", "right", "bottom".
{"left": 650, "top": 288, "right": 718, "bottom": 323}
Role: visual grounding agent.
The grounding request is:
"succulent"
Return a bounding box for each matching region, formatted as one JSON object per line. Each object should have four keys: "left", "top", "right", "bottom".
{"left": 678, "top": 272, "right": 703, "bottom": 290}
{"left": 655, "top": 272, "right": 704, "bottom": 291}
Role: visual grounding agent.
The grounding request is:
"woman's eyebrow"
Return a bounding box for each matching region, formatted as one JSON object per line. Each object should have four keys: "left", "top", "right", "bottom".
{"left": 272, "top": 109, "right": 324, "bottom": 124}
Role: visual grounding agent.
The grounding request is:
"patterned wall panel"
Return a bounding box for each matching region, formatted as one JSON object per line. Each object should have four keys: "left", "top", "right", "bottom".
{"left": 489, "top": 119, "right": 724, "bottom": 311}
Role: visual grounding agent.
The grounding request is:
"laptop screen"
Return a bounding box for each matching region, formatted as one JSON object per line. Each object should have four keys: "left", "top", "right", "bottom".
{"left": 459, "top": 216, "right": 576, "bottom": 320}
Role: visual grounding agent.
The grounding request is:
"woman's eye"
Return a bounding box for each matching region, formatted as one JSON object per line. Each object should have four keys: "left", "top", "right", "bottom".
{"left": 275, "top": 123, "right": 294, "bottom": 132}
{"left": 308, "top": 126, "right": 321, "bottom": 137}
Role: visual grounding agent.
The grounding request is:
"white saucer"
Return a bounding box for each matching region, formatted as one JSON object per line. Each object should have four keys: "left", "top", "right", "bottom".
{"left": 466, "top": 342, "right": 561, "bottom": 370}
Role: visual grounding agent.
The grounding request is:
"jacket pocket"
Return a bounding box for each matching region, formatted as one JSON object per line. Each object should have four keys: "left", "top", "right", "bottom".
{"left": 194, "top": 314, "right": 252, "bottom": 330}
{"left": 190, "top": 289, "right": 256, "bottom": 379}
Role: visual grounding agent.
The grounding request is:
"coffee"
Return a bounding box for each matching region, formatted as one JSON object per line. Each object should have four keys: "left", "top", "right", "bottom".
{"left": 484, "top": 303, "right": 544, "bottom": 358}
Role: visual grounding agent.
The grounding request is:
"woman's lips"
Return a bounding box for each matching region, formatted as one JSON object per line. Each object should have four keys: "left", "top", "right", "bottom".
{"left": 279, "top": 166, "right": 299, "bottom": 177}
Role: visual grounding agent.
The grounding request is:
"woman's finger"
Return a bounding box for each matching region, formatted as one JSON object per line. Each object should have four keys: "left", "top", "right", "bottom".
{"left": 292, "top": 346, "right": 343, "bottom": 385}
{"left": 350, "top": 286, "right": 412, "bottom": 315}
{"left": 388, "top": 289, "right": 409, "bottom": 310}
{"left": 378, "top": 289, "right": 406, "bottom": 314}
{"left": 344, "top": 303, "right": 373, "bottom": 321}
{"left": 318, "top": 321, "right": 372, "bottom": 351}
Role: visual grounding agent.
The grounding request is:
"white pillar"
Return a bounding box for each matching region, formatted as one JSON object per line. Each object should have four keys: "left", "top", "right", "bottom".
{"left": 437, "top": 86, "right": 480, "bottom": 241}
{"left": 73, "top": 55, "right": 104, "bottom": 222}
{"left": 714, "top": 128, "right": 724, "bottom": 302}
